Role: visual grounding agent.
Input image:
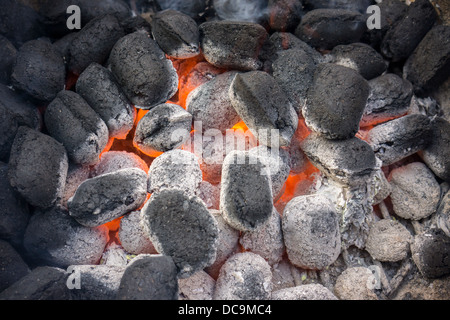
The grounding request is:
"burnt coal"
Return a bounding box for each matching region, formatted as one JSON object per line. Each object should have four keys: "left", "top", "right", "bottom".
{"left": 295, "top": 9, "right": 366, "bottom": 50}
{"left": 141, "top": 189, "right": 219, "bottom": 278}
{"left": 118, "top": 211, "right": 157, "bottom": 255}
{"left": 23, "top": 206, "right": 109, "bottom": 268}
{"left": 151, "top": 9, "right": 200, "bottom": 59}
{"left": 8, "top": 126, "right": 68, "bottom": 209}
{"left": 0, "top": 239, "right": 30, "bottom": 292}
{"left": 0, "top": 35, "right": 16, "bottom": 85}
{"left": 109, "top": 31, "right": 178, "bottom": 108}
{"left": 116, "top": 254, "right": 179, "bottom": 300}
{"left": 199, "top": 21, "right": 268, "bottom": 71}
{"left": 44, "top": 90, "right": 109, "bottom": 166}
{"left": 76, "top": 62, "right": 136, "bottom": 140}
{"left": 304, "top": 63, "right": 370, "bottom": 140}
{"left": 67, "top": 168, "right": 148, "bottom": 227}
{"left": 268, "top": 0, "right": 303, "bottom": 32}
{"left": 381, "top": 0, "right": 437, "bottom": 62}
{"left": 134, "top": 103, "right": 192, "bottom": 156}
{"left": 11, "top": 39, "right": 66, "bottom": 104}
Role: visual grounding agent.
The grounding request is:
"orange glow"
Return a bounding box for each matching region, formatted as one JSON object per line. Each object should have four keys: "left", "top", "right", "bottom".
{"left": 135, "top": 108, "right": 149, "bottom": 125}
{"left": 103, "top": 216, "right": 122, "bottom": 232}
{"left": 99, "top": 137, "right": 115, "bottom": 159}
{"left": 231, "top": 121, "right": 249, "bottom": 131}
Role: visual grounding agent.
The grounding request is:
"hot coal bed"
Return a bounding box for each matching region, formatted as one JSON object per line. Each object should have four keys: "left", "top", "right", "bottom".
{"left": 0, "top": 0, "right": 449, "bottom": 301}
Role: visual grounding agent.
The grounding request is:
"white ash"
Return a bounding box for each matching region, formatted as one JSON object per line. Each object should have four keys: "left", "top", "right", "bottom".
{"left": 100, "top": 242, "right": 128, "bottom": 267}
{"left": 333, "top": 266, "right": 379, "bottom": 300}
{"left": 178, "top": 270, "right": 215, "bottom": 300}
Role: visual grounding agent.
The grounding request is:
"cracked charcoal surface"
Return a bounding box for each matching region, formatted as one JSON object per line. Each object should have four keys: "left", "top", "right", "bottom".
{"left": 141, "top": 189, "right": 219, "bottom": 279}
{"left": 68, "top": 168, "right": 148, "bottom": 227}
{"left": 76, "top": 62, "right": 135, "bottom": 140}
{"left": 45, "top": 90, "right": 109, "bottom": 166}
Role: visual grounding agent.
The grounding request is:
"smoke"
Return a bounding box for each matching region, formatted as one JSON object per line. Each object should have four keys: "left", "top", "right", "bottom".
{"left": 213, "top": 0, "right": 269, "bottom": 23}
{"left": 155, "top": 0, "right": 207, "bottom": 17}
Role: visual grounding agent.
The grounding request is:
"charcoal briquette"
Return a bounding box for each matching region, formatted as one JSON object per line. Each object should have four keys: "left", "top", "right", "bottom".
{"left": 268, "top": 0, "right": 303, "bottom": 32}
{"left": 0, "top": 35, "right": 16, "bottom": 85}
{"left": 333, "top": 267, "right": 379, "bottom": 300}
{"left": 61, "top": 163, "right": 90, "bottom": 208}
{"left": 0, "top": 239, "right": 30, "bottom": 293}
{"left": 178, "top": 270, "right": 215, "bottom": 300}
{"left": 0, "top": 103, "right": 18, "bottom": 162}
{"left": 91, "top": 151, "right": 149, "bottom": 178}
{"left": 119, "top": 211, "right": 157, "bottom": 255}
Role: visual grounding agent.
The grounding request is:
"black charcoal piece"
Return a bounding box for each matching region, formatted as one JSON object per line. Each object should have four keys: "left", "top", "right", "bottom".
{"left": 303, "top": 63, "right": 370, "bottom": 140}
{"left": 68, "top": 168, "right": 148, "bottom": 227}
{"left": 44, "top": 90, "right": 109, "bottom": 166}
{"left": 69, "top": 14, "right": 125, "bottom": 75}
{"left": 272, "top": 49, "right": 317, "bottom": 115}
{"left": 141, "top": 189, "right": 219, "bottom": 278}
{"left": 268, "top": 0, "right": 303, "bottom": 32}
{"left": 199, "top": 21, "right": 268, "bottom": 71}
{"left": 330, "top": 43, "right": 388, "bottom": 80}
{"left": 411, "top": 229, "right": 450, "bottom": 279}
{"left": 76, "top": 63, "right": 135, "bottom": 140}
{"left": 295, "top": 9, "right": 366, "bottom": 50}
{"left": 229, "top": 71, "right": 298, "bottom": 147}
{"left": 119, "top": 211, "right": 157, "bottom": 255}
{"left": 23, "top": 206, "right": 109, "bottom": 268}
{"left": 52, "top": 32, "right": 78, "bottom": 64}
{"left": 0, "top": 266, "right": 71, "bottom": 300}
{"left": 272, "top": 284, "right": 338, "bottom": 300}
{"left": 91, "top": 151, "right": 149, "bottom": 178}
{"left": 109, "top": 31, "right": 178, "bottom": 108}
{"left": 361, "top": 73, "right": 413, "bottom": 127}
{"left": 11, "top": 39, "right": 65, "bottom": 104}
{"left": 147, "top": 149, "right": 202, "bottom": 197}
{"left": 134, "top": 103, "right": 192, "bottom": 156}
{"left": 151, "top": 9, "right": 200, "bottom": 59}
{"left": 300, "top": 133, "right": 378, "bottom": 186}
{"left": 0, "top": 239, "right": 30, "bottom": 292}
{"left": 421, "top": 117, "right": 450, "bottom": 182}
{"left": 117, "top": 254, "right": 178, "bottom": 300}
{"left": 213, "top": 252, "right": 272, "bottom": 300}
{"left": 388, "top": 162, "right": 441, "bottom": 221}
{"left": 0, "top": 35, "right": 16, "bottom": 85}
{"left": 366, "top": 114, "right": 433, "bottom": 166}
{"left": 282, "top": 194, "right": 341, "bottom": 270}
{"left": 403, "top": 25, "right": 450, "bottom": 95}
{"left": 220, "top": 150, "right": 274, "bottom": 232}
{"left": 302, "top": 0, "right": 373, "bottom": 13}
{"left": 381, "top": 0, "right": 437, "bottom": 62}
{"left": 186, "top": 71, "right": 241, "bottom": 133}
{"left": 0, "top": 103, "right": 18, "bottom": 162}
{"left": 8, "top": 126, "right": 68, "bottom": 209}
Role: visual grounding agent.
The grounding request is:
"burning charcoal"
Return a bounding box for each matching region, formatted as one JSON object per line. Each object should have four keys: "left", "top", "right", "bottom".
{"left": 147, "top": 149, "right": 202, "bottom": 197}
{"left": 68, "top": 265, "right": 125, "bottom": 300}
{"left": 8, "top": 126, "right": 68, "bottom": 209}
{"left": 186, "top": 71, "right": 241, "bottom": 133}
{"left": 272, "top": 49, "right": 317, "bottom": 115}
{"left": 404, "top": 25, "right": 450, "bottom": 96}
{"left": 220, "top": 150, "right": 274, "bottom": 231}
{"left": 300, "top": 133, "right": 378, "bottom": 186}
{"left": 68, "top": 168, "right": 148, "bottom": 227}
{"left": 0, "top": 266, "right": 71, "bottom": 300}
{"left": 52, "top": 32, "right": 78, "bottom": 65}
{"left": 388, "top": 162, "right": 441, "bottom": 221}
{"left": 109, "top": 31, "right": 178, "bottom": 108}
{"left": 119, "top": 211, "right": 157, "bottom": 255}
{"left": 23, "top": 206, "right": 109, "bottom": 268}
{"left": 381, "top": 0, "right": 437, "bottom": 62}
{"left": 287, "top": 136, "right": 308, "bottom": 174}
{"left": 303, "top": 63, "right": 370, "bottom": 140}
{"left": 268, "top": 0, "right": 304, "bottom": 32}
{"left": 240, "top": 208, "right": 284, "bottom": 266}
{"left": 178, "top": 270, "right": 215, "bottom": 300}
{"left": 436, "top": 190, "right": 450, "bottom": 238}
{"left": 11, "top": 39, "right": 65, "bottom": 103}
{"left": 196, "top": 181, "right": 220, "bottom": 210}
{"left": 272, "top": 284, "right": 338, "bottom": 300}
{"left": 156, "top": 0, "right": 207, "bottom": 18}
{"left": 134, "top": 103, "right": 192, "bottom": 157}
{"left": 411, "top": 229, "right": 450, "bottom": 279}
{"left": 0, "top": 162, "right": 30, "bottom": 246}
{"left": 302, "top": 0, "right": 373, "bottom": 13}
{"left": 44, "top": 90, "right": 109, "bottom": 166}
{"left": 361, "top": 73, "right": 413, "bottom": 127}
{"left": 365, "top": 219, "right": 412, "bottom": 262}
{"left": 141, "top": 189, "right": 219, "bottom": 278}
{"left": 333, "top": 267, "right": 379, "bottom": 300}
{"left": 213, "top": 252, "right": 272, "bottom": 300}
{"left": 116, "top": 254, "right": 179, "bottom": 300}
{"left": 229, "top": 71, "right": 298, "bottom": 147}
{"left": 0, "top": 240, "right": 30, "bottom": 292}
{"left": 248, "top": 145, "right": 291, "bottom": 199}
{"left": 295, "top": 9, "right": 366, "bottom": 50}
{"left": 0, "top": 104, "right": 18, "bottom": 162}
{"left": 421, "top": 117, "right": 450, "bottom": 182}
{"left": 199, "top": 21, "right": 268, "bottom": 71}
{"left": 68, "top": 14, "right": 125, "bottom": 75}
{"left": 61, "top": 163, "right": 90, "bottom": 208}
{"left": 330, "top": 43, "right": 388, "bottom": 80}
{"left": 366, "top": 114, "right": 433, "bottom": 166}
{"left": 151, "top": 9, "right": 200, "bottom": 59}
{"left": 282, "top": 194, "right": 341, "bottom": 270}
{"left": 92, "top": 151, "right": 149, "bottom": 177}
{"left": 76, "top": 63, "right": 135, "bottom": 140}
{"left": 204, "top": 210, "right": 240, "bottom": 279}
{"left": 0, "top": 35, "right": 16, "bottom": 85}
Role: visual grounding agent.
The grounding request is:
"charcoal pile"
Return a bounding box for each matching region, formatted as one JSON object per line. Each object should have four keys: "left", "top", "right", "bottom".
{"left": 0, "top": 0, "right": 449, "bottom": 301}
